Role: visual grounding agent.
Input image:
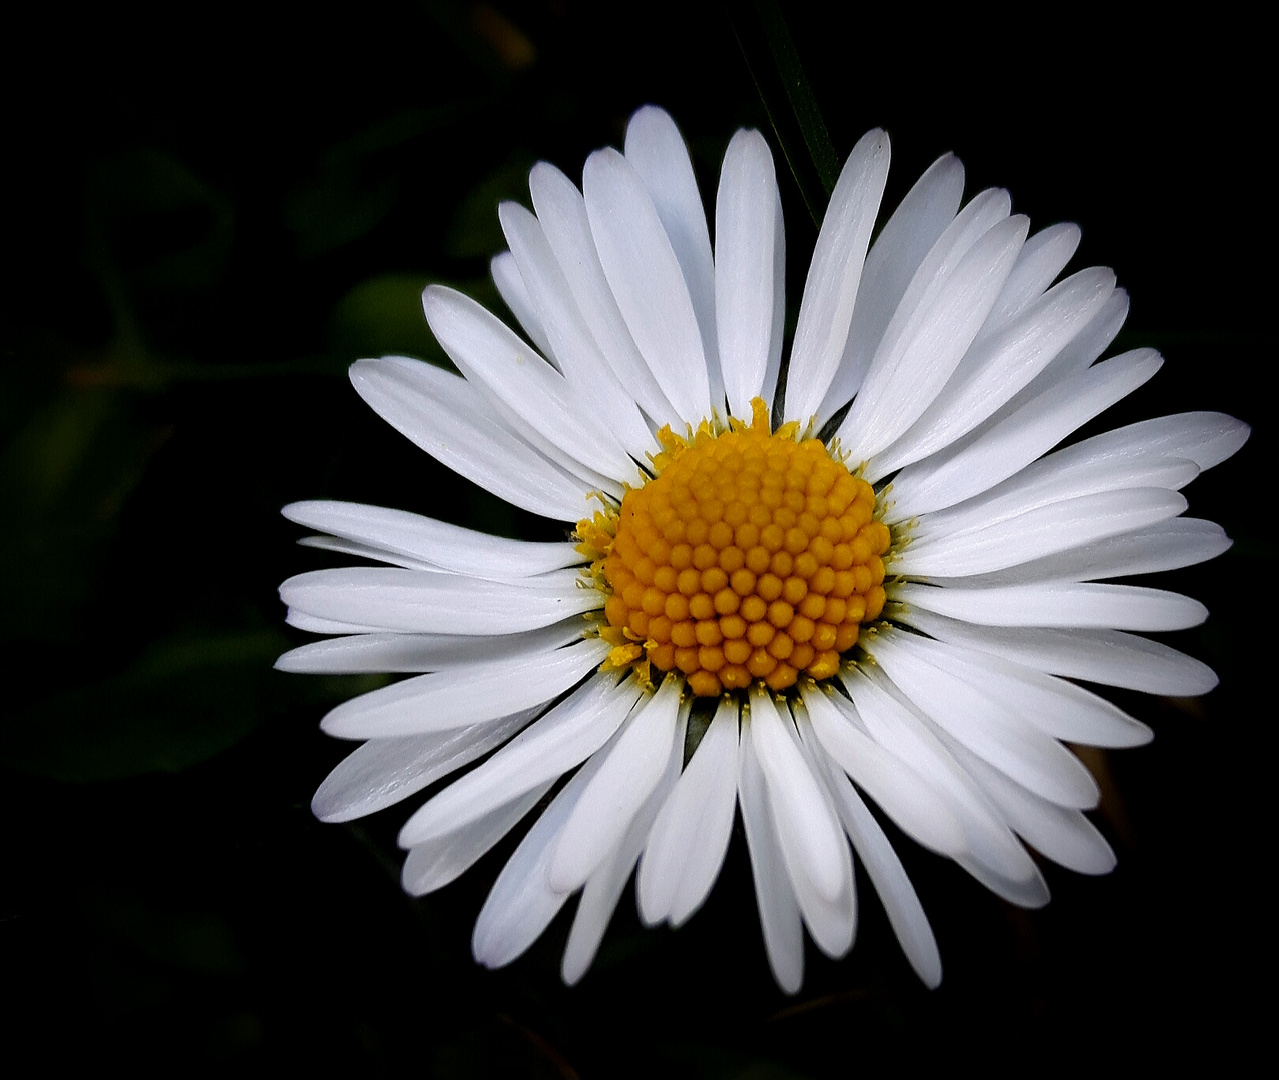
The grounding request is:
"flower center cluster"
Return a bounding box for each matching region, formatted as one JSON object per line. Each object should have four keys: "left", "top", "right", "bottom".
{"left": 577, "top": 401, "right": 889, "bottom": 697}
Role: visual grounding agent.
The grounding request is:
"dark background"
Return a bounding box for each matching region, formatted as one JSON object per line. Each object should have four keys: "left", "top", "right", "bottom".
{"left": 3, "top": 2, "right": 1272, "bottom": 1072}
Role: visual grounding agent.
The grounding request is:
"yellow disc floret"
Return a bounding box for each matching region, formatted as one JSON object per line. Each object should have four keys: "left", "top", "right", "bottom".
{"left": 578, "top": 399, "right": 890, "bottom": 697}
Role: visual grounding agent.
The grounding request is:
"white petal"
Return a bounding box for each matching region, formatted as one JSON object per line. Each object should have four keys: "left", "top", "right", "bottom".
{"left": 715, "top": 129, "right": 780, "bottom": 418}
{"left": 490, "top": 250, "right": 559, "bottom": 368}
{"left": 893, "top": 580, "right": 1208, "bottom": 631}
{"left": 763, "top": 185, "right": 787, "bottom": 406}
{"left": 868, "top": 266, "right": 1115, "bottom": 479}
{"left": 840, "top": 185, "right": 1013, "bottom": 444}
{"left": 749, "top": 688, "right": 848, "bottom": 904}
{"left": 916, "top": 410, "right": 1246, "bottom": 539}
{"left": 914, "top": 459, "right": 1196, "bottom": 544}
{"left": 470, "top": 729, "right": 618, "bottom": 969}
{"left": 784, "top": 128, "right": 890, "bottom": 421}
{"left": 783, "top": 700, "right": 857, "bottom": 959}
{"left": 320, "top": 638, "right": 611, "bottom": 740}
{"left": 422, "top": 285, "right": 634, "bottom": 484}
{"left": 285, "top": 608, "right": 388, "bottom": 635}
{"left": 897, "top": 488, "right": 1189, "bottom": 578}
{"left": 548, "top": 675, "right": 684, "bottom": 894}
{"left": 528, "top": 162, "right": 681, "bottom": 427}
{"left": 583, "top": 147, "right": 711, "bottom": 422}
{"left": 296, "top": 534, "right": 440, "bottom": 571}
{"left": 839, "top": 213, "right": 1029, "bottom": 460}
{"left": 800, "top": 684, "right": 965, "bottom": 856}
{"left": 819, "top": 152, "right": 965, "bottom": 422}
{"left": 802, "top": 724, "right": 942, "bottom": 987}
{"left": 887, "top": 628, "right": 1150, "bottom": 748}
{"left": 871, "top": 629, "right": 1100, "bottom": 809}
{"left": 935, "top": 730, "right": 1115, "bottom": 875}
{"left": 280, "top": 566, "right": 598, "bottom": 637}
{"left": 399, "top": 671, "right": 642, "bottom": 847}
{"left": 349, "top": 356, "right": 590, "bottom": 521}
{"left": 275, "top": 618, "right": 585, "bottom": 674}
{"left": 624, "top": 106, "right": 722, "bottom": 408}
{"left": 401, "top": 781, "right": 554, "bottom": 895}
{"left": 497, "top": 202, "right": 655, "bottom": 461}
{"left": 841, "top": 666, "right": 1042, "bottom": 886}
{"left": 1034, "top": 286, "right": 1130, "bottom": 388}
{"left": 738, "top": 712, "right": 804, "bottom": 994}
{"left": 899, "top": 606, "right": 1219, "bottom": 696}
{"left": 926, "top": 517, "right": 1232, "bottom": 588}
{"left": 283, "top": 500, "right": 580, "bottom": 580}
{"left": 1079, "top": 411, "right": 1251, "bottom": 473}
{"left": 311, "top": 706, "right": 542, "bottom": 822}
{"left": 956, "top": 856, "right": 1050, "bottom": 909}
{"left": 560, "top": 698, "right": 688, "bottom": 985}
{"left": 638, "top": 697, "right": 740, "bottom": 927}
{"left": 978, "top": 222, "right": 1082, "bottom": 336}
{"left": 887, "top": 348, "right": 1163, "bottom": 521}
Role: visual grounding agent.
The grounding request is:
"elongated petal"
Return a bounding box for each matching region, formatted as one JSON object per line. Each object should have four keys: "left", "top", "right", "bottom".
{"left": 716, "top": 129, "right": 780, "bottom": 418}
{"left": 783, "top": 700, "right": 857, "bottom": 959}
{"left": 638, "top": 697, "right": 740, "bottom": 927}
{"left": 871, "top": 630, "right": 1100, "bottom": 809}
{"left": 349, "top": 357, "right": 591, "bottom": 520}
{"left": 869, "top": 266, "right": 1115, "bottom": 478}
{"left": 738, "top": 713, "right": 804, "bottom": 994}
{"left": 498, "top": 202, "right": 655, "bottom": 460}
{"left": 283, "top": 500, "right": 579, "bottom": 580}
{"left": 941, "top": 738, "right": 1116, "bottom": 876}
{"left": 898, "top": 488, "right": 1188, "bottom": 578}
{"left": 881, "top": 628, "right": 1151, "bottom": 748}
{"left": 800, "top": 719, "right": 942, "bottom": 987}
{"left": 528, "top": 161, "right": 680, "bottom": 426}
{"left": 549, "top": 675, "right": 684, "bottom": 893}
{"left": 978, "top": 222, "right": 1082, "bottom": 336}
{"left": 887, "top": 348, "right": 1163, "bottom": 521}
{"left": 490, "top": 250, "right": 559, "bottom": 368}
{"left": 312, "top": 707, "right": 541, "bottom": 823}
{"left": 625, "top": 106, "right": 721, "bottom": 407}
{"left": 801, "top": 684, "right": 965, "bottom": 855}
{"left": 295, "top": 534, "right": 439, "bottom": 571}
{"left": 840, "top": 214, "right": 1029, "bottom": 460}
{"left": 1034, "top": 287, "right": 1130, "bottom": 388}
{"left": 399, "top": 671, "right": 642, "bottom": 847}
{"left": 926, "top": 517, "right": 1231, "bottom": 588}
{"left": 785, "top": 128, "right": 890, "bottom": 421}
{"left": 423, "top": 285, "right": 635, "bottom": 483}
{"left": 561, "top": 699, "right": 688, "bottom": 985}
{"left": 583, "top": 147, "right": 711, "bottom": 422}
{"left": 470, "top": 730, "right": 618, "bottom": 968}
{"left": 899, "top": 607, "right": 1218, "bottom": 696}
{"left": 894, "top": 580, "right": 1207, "bottom": 631}
{"left": 402, "top": 781, "right": 555, "bottom": 896}
{"left": 285, "top": 609, "right": 382, "bottom": 635}
{"left": 276, "top": 618, "right": 585, "bottom": 675}
{"left": 842, "top": 667, "right": 1041, "bottom": 886}
{"left": 749, "top": 688, "right": 847, "bottom": 903}
{"left": 820, "top": 152, "right": 965, "bottom": 421}
{"left": 321, "top": 638, "right": 610, "bottom": 740}
{"left": 280, "top": 566, "right": 598, "bottom": 637}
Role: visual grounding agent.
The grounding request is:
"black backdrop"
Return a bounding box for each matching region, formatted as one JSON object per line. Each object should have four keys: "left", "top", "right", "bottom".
{"left": 4, "top": 2, "right": 1273, "bottom": 1072}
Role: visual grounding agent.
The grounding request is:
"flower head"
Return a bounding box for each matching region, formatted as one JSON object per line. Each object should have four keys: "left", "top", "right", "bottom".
{"left": 278, "top": 106, "right": 1247, "bottom": 992}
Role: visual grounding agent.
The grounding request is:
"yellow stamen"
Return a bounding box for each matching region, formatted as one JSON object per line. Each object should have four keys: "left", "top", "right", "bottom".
{"left": 582, "top": 398, "right": 890, "bottom": 696}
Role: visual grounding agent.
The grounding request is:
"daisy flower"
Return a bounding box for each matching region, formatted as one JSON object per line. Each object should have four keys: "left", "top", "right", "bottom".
{"left": 277, "top": 106, "right": 1247, "bottom": 993}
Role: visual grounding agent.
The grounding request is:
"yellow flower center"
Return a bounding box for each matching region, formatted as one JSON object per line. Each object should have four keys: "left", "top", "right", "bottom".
{"left": 577, "top": 400, "right": 889, "bottom": 697}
